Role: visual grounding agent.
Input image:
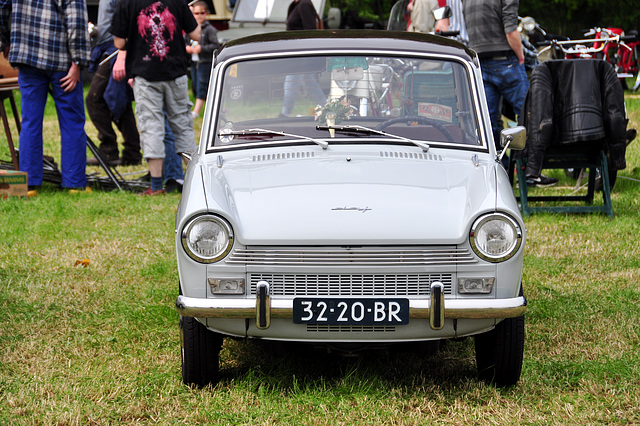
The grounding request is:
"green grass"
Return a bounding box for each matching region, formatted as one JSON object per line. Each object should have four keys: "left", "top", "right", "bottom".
{"left": 0, "top": 88, "right": 639, "bottom": 424}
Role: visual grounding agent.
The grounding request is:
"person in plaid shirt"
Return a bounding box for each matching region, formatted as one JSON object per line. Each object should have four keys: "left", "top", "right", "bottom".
{"left": 0, "top": 0, "right": 90, "bottom": 191}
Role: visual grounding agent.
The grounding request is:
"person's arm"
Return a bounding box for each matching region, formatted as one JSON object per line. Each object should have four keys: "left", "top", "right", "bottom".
{"left": 60, "top": 62, "right": 81, "bottom": 92}
{"left": 112, "top": 47, "right": 127, "bottom": 82}
{"left": 435, "top": 17, "right": 450, "bottom": 33}
{"left": 199, "top": 26, "right": 220, "bottom": 58}
{"left": 63, "top": 0, "right": 90, "bottom": 68}
{"left": 188, "top": 25, "right": 201, "bottom": 43}
{"left": 506, "top": 30, "right": 525, "bottom": 64}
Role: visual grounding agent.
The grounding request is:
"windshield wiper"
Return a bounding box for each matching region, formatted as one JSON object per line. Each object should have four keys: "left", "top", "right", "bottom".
{"left": 316, "top": 124, "right": 429, "bottom": 152}
{"left": 218, "top": 128, "right": 328, "bottom": 149}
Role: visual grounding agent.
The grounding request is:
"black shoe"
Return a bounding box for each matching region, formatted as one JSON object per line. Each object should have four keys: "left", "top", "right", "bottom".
{"left": 87, "top": 156, "right": 120, "bottom": 166}
{"left": 526, "top": 174, "right": 558, "bottom": 188}
{"left": 165, "top": 178, "right": 183, "bottom": 193}
{"left": 120, "top": 158, "right": 142, "bottom": 166}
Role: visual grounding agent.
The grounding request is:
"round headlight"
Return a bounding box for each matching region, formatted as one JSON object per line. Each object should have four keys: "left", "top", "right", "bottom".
{"left": 181, "top": 215, "right": 234, "bottom": 263}
{"left": 470, "top": 213, "right": 522, "bottom": 262}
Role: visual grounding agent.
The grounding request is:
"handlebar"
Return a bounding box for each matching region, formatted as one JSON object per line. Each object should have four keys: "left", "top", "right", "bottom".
{"left": 537, "top": 31, "right": 633, "bottom": 56}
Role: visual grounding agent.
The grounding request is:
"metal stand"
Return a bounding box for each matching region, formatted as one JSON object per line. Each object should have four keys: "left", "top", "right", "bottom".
{"left": 516, "top": 149, "right": 613, "bottom": 218}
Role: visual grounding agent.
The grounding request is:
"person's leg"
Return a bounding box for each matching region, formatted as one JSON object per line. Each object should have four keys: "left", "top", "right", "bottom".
{"left": 481, "top": 76, "right": 503, "bottom": 149}
{"left": 498, "top": 59, "right": 529, "bottom": 119}
{"left": 115, "top": 102, "right": 142, "bottom": 165}
{"left": 162, "top": 112, "right": 184, "bottom": 183}
{"left": 50, "top": 69, "right": 87, "bottom": 188}
{"left": 190, "top": 63, "right": 199, "bottom": 99}
{"left": 86, "top": 61, "right": 120, "bottom": 161}
{"left": 193, "top": 61, "right": 212, "bottom": 116}
{"left": 304, "top": 73, "right": 326, "bottom": 106}
{"left": 281, "top": 74, "right": 304, "bottom": 116}
{"left": 133, "top": 77, "right": 166, "bottom": 183}
{"left": 18, "top": 67, "right": 49, "bottom": 187}
{"left": 164, "top": 75, "right": 196, "bottom": 156}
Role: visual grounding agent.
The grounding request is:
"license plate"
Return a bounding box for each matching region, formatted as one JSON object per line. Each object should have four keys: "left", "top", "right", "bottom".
{"left": 293, "top": 298, "right": 409, "bottom": 325}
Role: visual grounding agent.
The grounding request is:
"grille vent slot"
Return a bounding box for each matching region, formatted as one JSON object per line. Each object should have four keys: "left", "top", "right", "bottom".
{"left": 250, "top": 273, "right": 453, "bottom": 297}
{"left": 306, "top": 325, "right": 396, "bottom": 333}
{"left": 253, "top": 151, "right": 315, "bottom": 162}
{"left": 380, "top": 151, "right": 443, "bottom": 161}
{"left": 227, "top": 247, "right": 476, "bottom": 266}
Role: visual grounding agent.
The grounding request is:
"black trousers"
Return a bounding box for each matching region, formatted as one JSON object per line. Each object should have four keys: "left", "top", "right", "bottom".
{"left": 86, "top": 59, "right": 141, "bottom": 163}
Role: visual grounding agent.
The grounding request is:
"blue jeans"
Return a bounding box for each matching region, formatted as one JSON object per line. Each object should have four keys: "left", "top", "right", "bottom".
{"left": 18, "top": 66, "right": 86, "bottom": 188}
{"left": 163, "top": 114, "right": 184, "bottom": 182}
{"left": 190, "top": 61, "right": 212, "bottom": 100}
{"left": 480, "top": 55, "right": 529, "bottom": 150}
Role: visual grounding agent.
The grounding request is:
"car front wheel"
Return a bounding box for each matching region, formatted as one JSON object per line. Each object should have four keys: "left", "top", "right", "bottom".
{"left": 474, "top": 315, "right": 525, "bottom": 387}
{"left": 180, "top": 316, "right": 224, "bottom": 387}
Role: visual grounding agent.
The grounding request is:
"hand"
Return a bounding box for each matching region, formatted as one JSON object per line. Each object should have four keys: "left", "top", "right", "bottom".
{"left": 60, "top": 62, "right": 80, "bottom": 92}
{"left": 112, "top": 50, "right": 127, "bottom": 81}
{"left": 193, "top": 44, "right": 201, "bottom": 54}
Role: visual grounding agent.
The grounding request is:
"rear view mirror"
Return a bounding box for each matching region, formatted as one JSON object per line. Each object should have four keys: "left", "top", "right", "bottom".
{"left": 331, "top": 67, "right": 364, "bottom": 81}
{"left": 432, "top": 5, "right": 452, "bottom": 21}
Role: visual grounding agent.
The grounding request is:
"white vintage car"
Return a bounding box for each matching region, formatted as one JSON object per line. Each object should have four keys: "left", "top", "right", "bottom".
{"left": 175, "top": 30, "right": 527, "bottom": 387}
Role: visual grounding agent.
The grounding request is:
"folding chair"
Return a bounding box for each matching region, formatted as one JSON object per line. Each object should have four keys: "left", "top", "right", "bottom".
{"left": 515, "top": 145, "right": 613, "bottom": 217}
{"left": 515, "top": 59, "right": 628, "bottom": 218}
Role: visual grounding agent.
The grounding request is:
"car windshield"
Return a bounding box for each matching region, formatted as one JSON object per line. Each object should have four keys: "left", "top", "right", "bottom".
{"left": 209, "top": 54, "right": 482, "bottom": 151}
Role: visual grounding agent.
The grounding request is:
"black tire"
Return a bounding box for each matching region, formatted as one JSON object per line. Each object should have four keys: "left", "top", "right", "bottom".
{"left": 180, "top": 316, "right": 224, "bottom": 387}
{"left": 474, "top": 315, "right": 525, "bottom": 387}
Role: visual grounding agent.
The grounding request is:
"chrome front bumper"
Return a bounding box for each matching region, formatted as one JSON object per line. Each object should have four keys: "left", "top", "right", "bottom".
{"left": 176, "top": 282, "right": 527, "bottom": 331}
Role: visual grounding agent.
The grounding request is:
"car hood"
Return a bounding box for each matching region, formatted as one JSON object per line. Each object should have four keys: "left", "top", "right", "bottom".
{"left": 201, "top": 149, "right": 499, "bottom": 245}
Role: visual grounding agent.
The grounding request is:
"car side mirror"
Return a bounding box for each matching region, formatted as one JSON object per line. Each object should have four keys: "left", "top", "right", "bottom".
{"left": 500, "top": 126, "right": 526, "bottom": 151}
{"left": 497, "top": 126, "right": 526, "bottom": 163}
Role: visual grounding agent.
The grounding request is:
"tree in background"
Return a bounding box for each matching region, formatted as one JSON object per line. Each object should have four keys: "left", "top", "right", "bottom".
{"left": 511, "top": 0, "right": 639, "bottom": 38}
{"left": 326, "top": 0, "right": 639, "bottom": 36}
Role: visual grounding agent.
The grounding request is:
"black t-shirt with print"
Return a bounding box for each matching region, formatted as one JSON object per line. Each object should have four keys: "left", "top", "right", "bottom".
{"left": 110, "top": 0, "right": 197, "bottom": 81}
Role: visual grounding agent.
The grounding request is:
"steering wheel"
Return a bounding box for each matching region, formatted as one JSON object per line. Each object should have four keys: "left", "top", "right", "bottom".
{"left": 376, "top": 115, "right": 454, "bottom": 142}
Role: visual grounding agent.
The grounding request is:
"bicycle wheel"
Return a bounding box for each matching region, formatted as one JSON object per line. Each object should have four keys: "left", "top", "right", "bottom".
{"left": 623, "top": 45, "right": 640, "bottom": 91}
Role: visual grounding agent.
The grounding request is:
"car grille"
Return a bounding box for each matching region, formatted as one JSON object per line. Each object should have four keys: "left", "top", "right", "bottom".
{"left": 249, "top": 273, "right": 453, "bottom": 296}
{"left": 227, "top": 246, "right": 476, "bottom": 266}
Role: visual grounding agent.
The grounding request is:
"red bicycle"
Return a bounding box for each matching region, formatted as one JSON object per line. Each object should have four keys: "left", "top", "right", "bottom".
{"left": 592, "top": 27, "right": 640, "bottom": 91}
{"left": 538, "top": 27, "right": 640, "bottom": 90}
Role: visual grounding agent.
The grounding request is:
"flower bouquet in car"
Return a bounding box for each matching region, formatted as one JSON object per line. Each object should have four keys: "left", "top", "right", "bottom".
{"left": 314, "top": 97, "right": 353, "bottom": 136}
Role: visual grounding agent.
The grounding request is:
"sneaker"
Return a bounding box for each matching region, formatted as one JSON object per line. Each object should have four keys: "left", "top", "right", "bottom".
{"left": 164, "top": 178, "right": 183, "bottom": 193}
{"left": 139, "top": 187, "right": 165, "bottom": 196}
{"left": 526, "top": 174, "right": 559, "bottom": 188}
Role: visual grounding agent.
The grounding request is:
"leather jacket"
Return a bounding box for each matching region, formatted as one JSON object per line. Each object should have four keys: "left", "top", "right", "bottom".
{"left": 520, "top": 59, "right": 627, "bottom": 176}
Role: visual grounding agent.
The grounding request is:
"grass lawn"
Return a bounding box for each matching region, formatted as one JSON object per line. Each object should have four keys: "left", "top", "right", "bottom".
{"left": 0, "top": 86, "right": 639, "bottom": 424}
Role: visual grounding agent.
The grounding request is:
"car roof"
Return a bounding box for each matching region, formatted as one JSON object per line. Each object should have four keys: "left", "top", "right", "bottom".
{"left": 216, "top": 30, "right": 477, "bottom": 64}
